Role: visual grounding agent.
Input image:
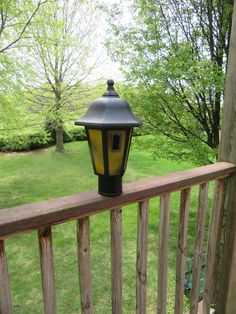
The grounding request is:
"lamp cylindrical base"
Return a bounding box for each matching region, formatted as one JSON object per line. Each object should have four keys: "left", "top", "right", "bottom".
{"left": 98, "top": 176, "right": 122, "bottom": 196}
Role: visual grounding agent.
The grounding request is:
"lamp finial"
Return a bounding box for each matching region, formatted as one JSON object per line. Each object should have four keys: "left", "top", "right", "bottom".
{"left": 103, "top": 79, "right": 119, "bottom": 97}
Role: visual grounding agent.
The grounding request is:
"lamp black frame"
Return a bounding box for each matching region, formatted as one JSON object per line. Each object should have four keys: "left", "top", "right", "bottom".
{"left": 85, "top": 127, "right": 133, "bottom": 196}
{"left": 75, "top": 80, "right": 142, "bottom": 197}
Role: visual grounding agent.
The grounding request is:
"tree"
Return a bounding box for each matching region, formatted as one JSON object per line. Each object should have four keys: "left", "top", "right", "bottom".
{"left": 0, "top": 0, "right": 47, "bottom": 128}
{"left": 27, "top": 0, "right": 100, "bottom": 152}
{"left": 0, "top": 0, "right": 47, "bottom": 54}
{"left": 106, "top": 0, "right": 233, "bottom": 163}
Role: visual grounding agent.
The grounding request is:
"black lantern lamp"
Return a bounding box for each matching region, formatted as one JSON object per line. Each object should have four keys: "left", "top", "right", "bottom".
{"left": 75, "top": 80, "right": 142, "bottom": 196}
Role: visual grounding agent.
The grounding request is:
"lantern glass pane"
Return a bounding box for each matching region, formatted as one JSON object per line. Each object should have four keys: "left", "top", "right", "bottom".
{"left": 88, "top": 129, "right": 104, "bottom": 175}
{"left": 108, "top": 130, "right": 126, "bottom": 175}
{"left": 123, "top": 130, "right": 132, "bottom": 171}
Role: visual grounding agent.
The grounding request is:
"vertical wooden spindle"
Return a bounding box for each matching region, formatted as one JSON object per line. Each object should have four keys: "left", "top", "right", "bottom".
{"left": 203, "top": 179, "right": 225, "bottom": 314}
{"left": 0, "top": 240, "right": 12, "bottom": 314}
{"left": 111, "top": 208, "right": 122, "bottom": 314}
{"left": 158, "top": 194, "right": 170, "bottom": 314}
{"left": 175, "top": 188, "right": 191, "bottom": 314}
{"left": 190, "top": 182, "right": 209, "bottom": 314}
{"left": 77, "top": 217, "right": 93, "bottom": 314}
{"left": 136, "top": 199, "right": 149, "bottom": 314}
{"left": 38, "top": 227, "right": 56, "bottom": 314}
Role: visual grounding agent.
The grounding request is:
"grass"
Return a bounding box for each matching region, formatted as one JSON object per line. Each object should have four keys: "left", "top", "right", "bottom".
{"left": 0, "top": 141, "right": 214, "bottom": 313}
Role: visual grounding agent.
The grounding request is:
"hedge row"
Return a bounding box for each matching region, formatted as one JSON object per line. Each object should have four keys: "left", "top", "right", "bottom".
{"left": 0, "top": 128, "right": 86, "bottom": 152}
{"left": 0, "top": 126, "right": 145, "bottom": 152}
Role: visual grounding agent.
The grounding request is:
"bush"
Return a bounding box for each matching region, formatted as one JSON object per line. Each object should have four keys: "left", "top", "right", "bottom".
{"left": 64, "top": 127, "right": 87, "bottom": 142}
{"left": 0, "top": 130, "right": 53, "bottom": 152}
{"left": 44, "top": 124, "right": 87, "bottom": 143}
{"left": 0, "top": 126, "right": 87, "bottom": 152}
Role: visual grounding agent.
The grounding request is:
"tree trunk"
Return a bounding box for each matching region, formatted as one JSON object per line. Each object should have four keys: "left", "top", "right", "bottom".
{"left": 212, "top": 93, "right": 221, "bottom": 148}
{"left": 55, "top": 125, "right": 64, "bottom": 153}
{"left": 213, "top": 1, "right": 236, "bottom": 312}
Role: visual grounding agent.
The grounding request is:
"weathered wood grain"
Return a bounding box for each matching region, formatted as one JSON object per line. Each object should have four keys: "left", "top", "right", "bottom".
{"left": 213, "top": 2, "right": 236, "bottom": 312}
{"left": 111, "top": 208, "right": 122, "bottom": 314}
{"left": 136, "top": 200, "right": 149, "bottom": 314}
{"left": 158, "top": 194, "right": 170, "bottom": 314}
{"left": 175, "top": 188, "right": 191, "bottom": 314}
{"left": 0, "top": 162, "right": 235, "bottom": 240}
{"left": 203, "top": 179, "right": 225, "bottom": 314}
{"left": 190, "top": 183, "right": 209, "bottom": 314}
{"left": 38, "top": 227, "right": 56, "bottom": 314}
{"left": 77, "top": 218, "right": 93, "bottom": 314}
{"left": 0, "top": 240, "right": 12, "bottom": 314}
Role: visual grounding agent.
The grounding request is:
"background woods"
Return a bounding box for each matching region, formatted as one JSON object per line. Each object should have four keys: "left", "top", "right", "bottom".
{"left": 106, "top": 0, "right": 233, "bottom": 163}
{"left": 0, "top": 0, "right": 234, "bottom": 160}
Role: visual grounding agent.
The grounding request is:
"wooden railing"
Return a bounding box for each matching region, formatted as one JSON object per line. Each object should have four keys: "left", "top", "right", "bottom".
{"left": 0, "top": 162, "right": 236, "bottom": 314}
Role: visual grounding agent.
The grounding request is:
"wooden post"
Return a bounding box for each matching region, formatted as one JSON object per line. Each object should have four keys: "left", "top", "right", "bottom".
{"left": 136, "top": 200, "right": 149, "bottom": 314}
{"left": 190, "top": 183, "right": 209, "bottom": 314}
{"left": 214, "top": 1, "right": 236, "bottom": 312}
{"left": 0, "top": 240, "right": 12, "bottom": 314}
{"left": 203, "top": 179, "right": 226, "bottom": 314}
{"left": 77, "top": 218, "right": 93, "bottom": 314}
{"left": 110, "top": 208, "right": 122, "bottom": 314}
{"left": 174, "top": 188, "right": 191, "bottom": 314}
{"left": 158, "top": 194, "right": 170, "bottom": 314}
{"left": 38, "top": 227, "right": 56, "bottom": 314}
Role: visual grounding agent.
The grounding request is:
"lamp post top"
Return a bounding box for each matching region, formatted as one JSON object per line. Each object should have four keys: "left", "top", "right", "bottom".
{"left": 75, "top": 80, "right": 142, "bottom": 128}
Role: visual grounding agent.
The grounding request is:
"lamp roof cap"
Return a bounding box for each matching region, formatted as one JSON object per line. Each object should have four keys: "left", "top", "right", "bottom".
{"left": 75, "top": 80, "right": 142, "bottom": 128}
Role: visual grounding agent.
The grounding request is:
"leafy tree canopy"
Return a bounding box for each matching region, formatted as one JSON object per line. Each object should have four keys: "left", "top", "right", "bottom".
{"left": 25, "top": 0, "right": 102, "bottom": 152}
{"left": 0, "top": 0, "right": 47, "bottom": 128}
{"left": 106, "top": 0, "right": 233, "bottom": 163}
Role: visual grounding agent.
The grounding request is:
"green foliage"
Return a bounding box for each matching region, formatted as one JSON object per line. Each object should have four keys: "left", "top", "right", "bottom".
{"left": 119, "top": 85, "right": 217, "bottom": 164}
{"left": 25, "top": 0, "right": 101, "bottom": 152}
{"left": 0, "top": 0, "right": 48, "bottom": 132}
{"left": 0, "top": 0, "right": 100, "bottom": 152}
{"left": 0, "top": 0, "right": 46, "bottom": 53}
{"left": 64, "top": 127, "right": 86, "bottom": 142}
{"left": 0, "top": 130, "right": 52, "bottom": 152}
{"left": 0, "top": 126, "right": 87, "bottom": 152}
{"left": 106, "top": 0, "right": 233, "bottom": 162}
{"left": 134, "top": 134, "right": 217, "bottom": 165}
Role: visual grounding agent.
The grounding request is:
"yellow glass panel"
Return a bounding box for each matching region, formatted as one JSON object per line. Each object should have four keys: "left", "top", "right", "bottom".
{"left": 88, "top": 129, "right": 104, "bottom": 175}
{"left": 108, "top": 130, "right": 126, "bottom": 175}
{"left": 123, "top": 130, "right": 132, "bottom": 172}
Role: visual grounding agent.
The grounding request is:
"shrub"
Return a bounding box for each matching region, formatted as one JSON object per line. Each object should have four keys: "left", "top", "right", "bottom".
{"left": 0, "top": 130, "right": 52, "bottom": 152}
{"left": 64, "top": 127, "right": 87, "bottom": 142}
{"left": 0, "top": 126, "right": 87, "bottom": 152}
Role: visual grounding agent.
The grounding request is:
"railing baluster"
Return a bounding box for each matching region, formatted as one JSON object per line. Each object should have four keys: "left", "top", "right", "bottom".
{"left": 136, "top": 199, "right": 149, "bottom": 314}
{"left": 175, "top": 188, "right": 191, "bottom": 314}
{"left": 77, "top": 217, "right": 93, "bottom": 314}
{"left": 190, "top": 182, "right": 209, "bottom": 314}
{"left": 0, "top": 163, "right": 234, "bottom": 314}
{"left": 111, "top": 208, "right": 122, "bottom": 314}
{"left": 0, "top": 240, "right": 12, "bottom": 314}
{"left": 158, "top": 193, "right": 170, "bottom": 314}
{"left": 203, "top": 179, "right": 225, "bottom": 314}
{"left": 38, "top": 227, "right": 56, "bottom": 314}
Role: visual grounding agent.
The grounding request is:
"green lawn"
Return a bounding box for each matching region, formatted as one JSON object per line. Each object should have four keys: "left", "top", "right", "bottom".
{"left": 0, "top": 141, "right": 213, "bottom": 313}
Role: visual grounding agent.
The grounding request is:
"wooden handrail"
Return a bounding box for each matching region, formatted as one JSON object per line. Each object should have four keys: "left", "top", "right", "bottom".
{"left": 0, "top": 162, "right": 235, "bottom": 240}
{"left": 1, "top": 162, "right": 236, "bottom": 314}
